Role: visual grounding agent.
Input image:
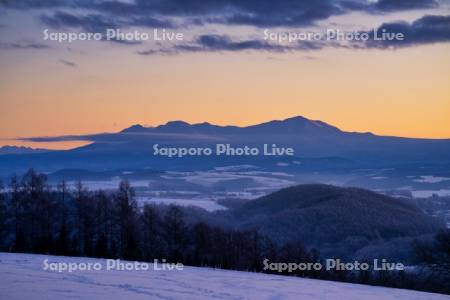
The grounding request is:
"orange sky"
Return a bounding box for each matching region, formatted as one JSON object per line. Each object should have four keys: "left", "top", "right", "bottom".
{"left": 1, "top": 9, "right": 450, "bottom": 149}
{"left": 1, "top": 43, "right": 449, "bottom": 148}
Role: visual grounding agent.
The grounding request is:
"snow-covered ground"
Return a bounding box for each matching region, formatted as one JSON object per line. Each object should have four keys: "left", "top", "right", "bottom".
{"left": 0, "top": 253, "right": 448, "bottom": 300}
{"left": 136, "top": 196, "right": 227, "bottom": 211}
{"left": 411, "top": 189, "right": 450, "bottom": 198}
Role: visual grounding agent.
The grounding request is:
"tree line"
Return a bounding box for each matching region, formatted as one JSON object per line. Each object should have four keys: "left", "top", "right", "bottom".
{"left": 0, "top": 169, "right": 319, "bottom": 271}
{"left": 0, "top": 169, "right": 448, "bottom": 294}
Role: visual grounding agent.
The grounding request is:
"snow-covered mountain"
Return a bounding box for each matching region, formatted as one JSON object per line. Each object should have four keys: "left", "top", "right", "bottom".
{"left": 0, "top": 252, "right": 447, "bottom": 300}
{"left": 2, "top": 116, "right": 450, "bottom": 171}
{"left": 121, "top": 116, "right": 343, "bottom": 135}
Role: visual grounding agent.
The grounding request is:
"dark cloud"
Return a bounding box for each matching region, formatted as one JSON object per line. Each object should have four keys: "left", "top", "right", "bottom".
{"left": 5, "top": 0, "right": 441, "bottom": 30}
{"left": 109, "top": 39, "right": 143, "bottom": 46}
{"left": 193, "top": 34, "right": 288, "bottom": 51}
{"left": 58, "top": 59, "right": 77, "bottom": 67}
{"left": 40, "top": 11, "right": 120, "bottom": 32}
{"left": 0, "top": 41, "right": 49, "bottom": 49}
{"left": 138, "top": 14, "right": 450, "bottom": 56}
{"left": 75, "top": 0, "right": 444, "bottom": 21}
{"left": 0, "top": 0, "right": 68, "bottom": 9}
{"left": 2, "top": 1, "right": 447, "bottom": 56}
{"left": 20, "top": 135, "right": 94, "bottom": 143}
{"left": 373, "top": 0, "right": 438, "bottom": 11}
{"left": 137, "top": 48, "right": 177, "bottom": 56}
{"left": 209, "top": 1, "right": 345, "bottom": 27}
{"left": 138, "top": 34, "right": 288, "bottom": 55}
{"left": 40, "top": 10, "right": 173, "bottom": 32}
{"left": 340, "top": 0, "right": 440, "bottom": 12}
{"left": 362, "top": 15, "right": 450, "bottom": 48}
{"left": 138, "top": 34, "right": 327, "bottom": 55}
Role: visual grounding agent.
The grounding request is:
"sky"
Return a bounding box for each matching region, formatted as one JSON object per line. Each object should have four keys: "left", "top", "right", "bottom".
{"left": 0, "top": 0, "right": 449, "bottom": 149}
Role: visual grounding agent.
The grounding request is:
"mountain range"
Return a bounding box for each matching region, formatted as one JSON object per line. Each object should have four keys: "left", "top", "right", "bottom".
{"left": 121, "top": 116, "right": 344, "bottom": 135}
{"left": 0, "top": 116, "right": 449, "bottom": 176}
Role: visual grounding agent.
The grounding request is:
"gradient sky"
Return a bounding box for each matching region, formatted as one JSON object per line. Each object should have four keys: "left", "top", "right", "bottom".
{"left": 0, "top": 0, "right": 449, "bottom": 149}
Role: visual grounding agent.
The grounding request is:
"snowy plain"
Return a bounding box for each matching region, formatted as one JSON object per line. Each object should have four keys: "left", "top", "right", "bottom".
{"left": 0, "top": 253, "right": 448, "bottom": 300}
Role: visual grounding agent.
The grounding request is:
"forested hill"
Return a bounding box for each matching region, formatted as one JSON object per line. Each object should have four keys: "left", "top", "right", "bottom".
{"left": 232, "top": 184, "right": 444, "bottom": 256}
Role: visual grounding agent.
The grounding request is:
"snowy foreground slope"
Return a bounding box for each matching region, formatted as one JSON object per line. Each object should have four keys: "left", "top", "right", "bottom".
{"left": 0, "top": 253, "right": 447, "bottom": 300}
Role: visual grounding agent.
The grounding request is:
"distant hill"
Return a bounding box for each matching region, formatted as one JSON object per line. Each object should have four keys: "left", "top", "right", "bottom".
{"left": 232, "top": 184, "right": 444, "bottom": 258}
{"left": 0, "top": 145, "right": 51, "bottom": 155}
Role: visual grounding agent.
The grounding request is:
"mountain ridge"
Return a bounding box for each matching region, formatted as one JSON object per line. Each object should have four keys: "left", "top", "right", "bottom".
{"left": 121, "top": 116, "right": 345, "bottom": 136}
{"left": 1, "top": 115, "right": 449, "bottom": 176}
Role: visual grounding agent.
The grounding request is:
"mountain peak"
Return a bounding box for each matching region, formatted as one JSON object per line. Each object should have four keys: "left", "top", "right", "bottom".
{"left": 195, "top": 122, "right": 212, "bottom": 126}
{"left": 282, "top": 116, "right": 333, "bottom": 126}
{"left": 283, "top": 115, "right": 308, "bottom": 121}
{"left": 245, "top": 115, "right": 342, "bottom": 135}
{"left": 121, "top": 124, "right": 150, "bottom": 133}
{"left": 163, "top": 120, "right": 190, "bottom": 127}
